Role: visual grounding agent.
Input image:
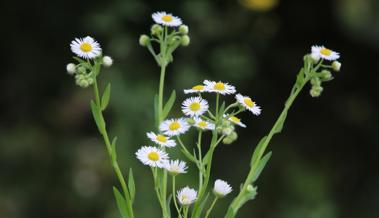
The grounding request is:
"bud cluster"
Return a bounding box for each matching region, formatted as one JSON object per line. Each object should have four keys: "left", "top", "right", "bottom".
{"left": 217, "top": 119, "right": 238, "bottom": 144}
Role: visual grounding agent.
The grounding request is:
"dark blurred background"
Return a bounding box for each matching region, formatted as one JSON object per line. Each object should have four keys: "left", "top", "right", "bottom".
{"left": 1, "top": 0, "right": 379, "bottom": 217}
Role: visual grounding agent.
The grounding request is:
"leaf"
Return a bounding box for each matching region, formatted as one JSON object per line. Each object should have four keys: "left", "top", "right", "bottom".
{"left": 162, "top": 90, "right": 176, "bottom": 120}
{"left": 90, "top": 100, "right": 105, "bottom": 133}
{"left": 111, "top": 136, "right": 118, "bottom": 159}
{"left": 101, "top": 83, "right": 111, "bottom": 111}
{"left": 218, "top": 102, "right": 226, "bottom": 119}
{"left": 250, "top": 136, "right": 267, "bottom": 167}
{"left": 198, "top": 192, "right": 210, "bottom": 215}
{"left": 166, "top": 194, "right": 172, "bottom": 215}
{"left": 273, "top": 111, "right": 287, "bottom": 134}
{"left": 128, "top": 168, "right": 135, "bottom": 203}
{"left": 154, "top": 94, "right": 159, "bottom": 127}
{"left": 113, "top": 187, "right": 128, "bottom": 218}
{"left": 180, "top": 148, "right": 197, "bottom": 163}
{"left": 252, "top": 151, "right": 272, "bottom": 182}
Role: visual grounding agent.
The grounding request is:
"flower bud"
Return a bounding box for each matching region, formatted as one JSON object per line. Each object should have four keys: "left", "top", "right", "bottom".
{"left": 310, "top": 53, "right": 320, "bottom": 62}
{"left": 181, "top": 35, "right": 190, "bottom": 46}
{"left": 179, "top": 25, "right": 189, "bottom": 34}
{"left": 168, "top": 36, "right": 181, "bottom": 45}
{"left": 66, "top": 63, "right": 76, "bottom": 75}
{"left": 139, "top": 34, "right": 150, "bottom": 46}
{"left": 320, "top": 70, "right": 332, "bottom": 81}
{"left": 77, "top": 66, "right": 86, "bottom": 74}
{"left": 151, "top": 24, "right": 163, "bottom": 36}
{"left": 332, "top": 61, "right": 341, "bottom": 72}
{"left": 310, "top": 86, "right": 323, "bottom": 97}
{"left": 186, "top": 118, "right": 195, "bottom": 125}
{"left": 222, "top": 126, "right": 234, "bottom": 136}
{"left": 310, "top": 77, "right": 321, "bottom": 86}
{"left": 102, "top": 56, "right": 113, "bottom": 67}
{"left": 246, "top": 184, "right": 256, "bottom": 192}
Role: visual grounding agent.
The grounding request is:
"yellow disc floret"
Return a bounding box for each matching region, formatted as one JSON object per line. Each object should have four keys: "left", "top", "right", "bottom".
{"left": 148, "top": 151, "right": 160, "bottom": 161}
{"left": 156, "top": 135, "right": 167, "bottom": 143}
{"left": 169, "top": 122, "right": 181, "bottom": 131}
{"left": 244, "top": 98, "right": 255, "bottom": 108}
{"left": 162, "top": 15, "right": 173, "bottom": 22}
{"left": 214, "top": 82, "right": 225, "bottom": 91}
{"left": 320, "top": 48, "right": 332, "bottom": 56}
{"left": 192, "top": 85, "right": 204, "bottom": 91}
{"left": 230, "top": 116, "right": 241, "bottom": 123}
{"left": 80, "top": 42, "right": 93, "bottom": 52}
{"left": 198, "top": 121, "right": 207, "bottom": 128}
{"left": 189, "top": 102, "right": 201, "bottom": 111}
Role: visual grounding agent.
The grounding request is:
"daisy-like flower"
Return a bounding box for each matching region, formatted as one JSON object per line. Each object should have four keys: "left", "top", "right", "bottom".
{"left": 194, "top": 117, "right": 215, "bottom": 131}
{"left": 311, "top": 45, "right": 340, "bottom": 61}
{"left": 147, "top": 132, "right": 176, "bottom": 148}
{"left": 203, "top": 80, "right": 236, "bottom": 95}
{"left": 152, "top": 11, "right": 182, "bottom": 27}
{"left": 228, "top": 115, "right": 246, "bottom": 128}
{"left": 213, "top": 179, "right": 232, "bottom": 198}
{"left": 70, "top": 36, "right": 102, "bottom": 59}
{"left": 184, "top": 85, "right": 208, "bottom": 94}
{"left": 235, "top": 94, "right": 261, "bottom": 116}
{"left": 135, "top": 146, "right": 169, "bottom": 168}
{"left": 165, "top": 159, "right": 187, "bottom": 175}
{"left": 182, "top": 97, "right": 209, "bottom": 117}
{"left": 177, "top": 187, "right": 197, "bottom": 205}
{"left": 159, "top": 118, "right": 190, "bottom": 136}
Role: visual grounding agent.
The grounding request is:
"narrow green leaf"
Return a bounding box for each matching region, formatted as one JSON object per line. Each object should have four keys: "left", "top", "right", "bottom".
{"left": 250, "top": 136, "right": 267, "bottom": 167}
{"left": 252, "top": 151, "right": 272, "bottom": 182}
{"left": 198, "top": 192, "right": 210, "bottom": 216}
{"left": 101, "top": 83, "right": 111, "bottom": 111}
{"left": 162, "top": 90, "right": 176, "bottom": 120}
{"left": 90, "top": 100, "right": 105, "bottom": 133}
{"left": 128, "top": 168, "right": 135, "bottom": 203}
{"left": 166, "top": 194, "right": 172, "bottom": 215}
{"left": 111, "top": 136, "right": 118, "bottom": 160}
{"left": 274, "top": 111, "right": 287, "bottom": 134}
{"left": 181, "top": 148, "right": 197, "bottom": 163}
{"left": 113, "top": 187, "right": 128, "bottom": 218}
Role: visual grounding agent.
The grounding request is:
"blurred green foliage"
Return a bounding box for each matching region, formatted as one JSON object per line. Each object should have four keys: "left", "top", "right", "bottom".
{"left": 1, "top": 0, "right": 379, "bottom": 217}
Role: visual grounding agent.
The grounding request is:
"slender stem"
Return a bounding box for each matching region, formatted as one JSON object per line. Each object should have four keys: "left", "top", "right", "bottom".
{"left": 197, "top": 131, "right": 203, "bottom": 191}
{"left": 158, "top": 63, "right": 167, "bottom": 124}
{"left": 215, "top": 93, "right": 220, "bottom": 118}
{"left": 183, "top": 206, "right": 189, "bottom": 218}
{"left": 204, "top": 197, "right": 218, "bottom": 218}
{"left": 172, "top": 176, "right": 182, "bottom": 218}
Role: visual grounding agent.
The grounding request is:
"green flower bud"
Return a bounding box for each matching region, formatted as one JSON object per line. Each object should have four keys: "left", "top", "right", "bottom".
{"left": 222, "top": 126, "right": 234, "bottom": 136}
{"left": 168, "top": 36, "right": 181, "bottom": 45}
{"left": 246, "top": 184, "right": 257, "bottom": 193}
{"left": 181, "top": 35, "right": 190, "bottom": 46}
{"left": 151, "top": 24, "right": 163, "bottom": 36}
{"left": 310, "top": 53, "right": 320, "bottom": 63}
{"left": 66, "top": 63, "right": 76, "bottom": 75}
{"left": 320, "top": 70, "right": 332, "bottom": 81}
{"left": 310, "top": 85, "right": 323, "bottom": 97}
{"left": 186, "top": 118, "right": 195, "bottom": 125}
{"left": 310, "top": 77, "right": 321, "bottom": 86}
{"left": 139, "top": 34, "right": 150, "bottom": 47}
{"left": 222, "top": 137, "right": 233, "bottom": 145}
{"left": 77, "top": 66, "right": 86, "bottom": 74}
{"left": 228, "top": 132, "right": 238, "bottom": 141}
{"left": 332, "top": 61, "right": 341, "bottom": 72}
{"left": 179, "top": 25, "right": 189, "bottom": 34}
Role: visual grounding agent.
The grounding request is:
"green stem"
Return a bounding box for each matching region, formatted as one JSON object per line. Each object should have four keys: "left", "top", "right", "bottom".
{"left": 158, "top": 63, "right": 167, "bottom": 124}
{"left": 172, "top": 176, "right": 182, "bottom": 218}
{"left": 197, "top": 131, "right": 203, "bottom": 191}
{"left": 215, "top": 93, "right": 220, "bottom": 118}
{"left": 204, "top": 197, "right": 218, "bottom": 218}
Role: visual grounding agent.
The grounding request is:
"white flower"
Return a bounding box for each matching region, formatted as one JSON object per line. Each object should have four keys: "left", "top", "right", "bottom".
{"left": 213, "top": 179, "right": 232, "bottom": 197}
{"left": 147, "top": 132, "right": 176, "bottom": 148}
{"left": 182, "top": 97, "right": 209, "bottom": 117}
{"left": 332, "top": 61, "right": 341, "bottom": 71}
{"left": 70, "top": 36, "right": 102, "bottom": 59}
{"left": 135, "top": 146, "right": 168, "bottom": 168}
{"left": 152, "top": 11, "right": 182, "bottom": 27}
{"left": 66, "top": 63, "right": 76, "bottom": 75}
{"left": 102, "top": 56, "right": 113, "bottom": 67}
{"left": 228, "top": 115, "right": 246, "bottom": 128}
{"left": 184, "top": 85, "right": 208, "bottom": 94}
{"left": 194, "top": 117, "right": 215, "bottom": 131}
{"left": 235, "top": 94, "right": 261, "bottom": 116}
{"left": 159, "top": 118, "right": 190, "bottom": 136}
{"left": 203, "top": 80, "right": 236, "bottom": 95}
{"left": 311, "top": 45, "right": 340, "bottom": 61}
{"left": 165, "top": 160, "right": 187, "bottom": 175}
{"left": 177, "top": 187, "right": 197, "bottom": 205}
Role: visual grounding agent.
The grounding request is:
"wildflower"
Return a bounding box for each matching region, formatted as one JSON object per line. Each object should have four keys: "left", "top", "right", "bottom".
{"left": 165, "top": 160, "right": 188, "bottom": 175}
{"left": 182, "top": 96, "right": 209, "bottom": 117}
{"left": 139, "top": 35, "right": 150, "bottom": 46}
{"left": 102, "top": 56, "right": 113, "bottom": 67}
{"left": 213, "top": 179, "right": 232, "bottom": 197}
{"left": 159, "top": 118, "right": 190, "bottom": 136}
{"left": 235, "top": 94, "right": 261, "bottom": 116}
{"left": 194, "top": 117, "right": 215, "bottom": 131}
{"left": 135, "top": 146, "right": 169, "bottom": 168}
{"left": 152, "top": 11, "right": 182, "bottom": 27}
{"left": 70, "top": 36, "right": 102, "bottom": 59}
{"left": 332, "top": 61, "right": 341, "bottom": 71}
{"left": 228, "top": 115, "right": 246, "bottom": 128}
{"left": 66, "top": 63, "right": 76, "bottom": 75}
{"left": 151, "top": 24, "right": 163, "bottom": 35}
{"left": 177, "top": 187, "right": 197, "bottom": 205}
{"left": 204, "top": 80, "right": 236, "bottom": 95}
{"left": 146, "top": 132, "right": 176, "bottom": 148}
{"left": 181, "top": 35, "right": 190, "bottom": 46}
{"left": 179, "top": 25, "right": 189, "bottom": 34}
{"left": 311, "top": 45, "right": 340, "bottom": 61}
{"left": 184, "top": 85, "right": 208, "bottom": 94}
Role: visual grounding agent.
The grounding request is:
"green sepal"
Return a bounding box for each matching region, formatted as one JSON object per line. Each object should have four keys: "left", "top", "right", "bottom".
{"left": 252, "top": 151, "right": 272, "bottom": 182}
{"left": 90, "top": 100, "right": 105, "bottom": 133}
{"left": 128, "top": 168, "right": 136, "bottom": 203}
{"left": 162, "top": 90, "right": 176, "bottom": 120}
{"left": 101, "top": 83, "right": 111, "bottom": 111}
{"left": 113, "top": 186, "right": 128, "bottom": 218}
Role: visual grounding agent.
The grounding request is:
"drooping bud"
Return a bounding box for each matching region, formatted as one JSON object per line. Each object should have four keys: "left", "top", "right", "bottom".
{"left": 332, "top": 61, "right": 341, "bottom": 72}
{"left": 319, "top": 70, "right": 332, "bottom": 81}
{"left": 151, "top": 24, "right": 163, "bottom": 36}
{"left": 102, "top": 56, "right": 113, "bottom": 67}
{"left": 310, "top": 77, "right": 321, "bottom": 86}
{"left": 139, "top": 34, "right": 150, "bottom": 46}
{"left": 310, "top": 85, "right": 323, "bottom": 97}
{"left": 179, "top": 25, "right": 189, "bottom": 35}
{"left": 66, "top": 63, "right": 76, "bottom": 75}
{"left": 181, "top": 35, "right": 190, "bottom": 46}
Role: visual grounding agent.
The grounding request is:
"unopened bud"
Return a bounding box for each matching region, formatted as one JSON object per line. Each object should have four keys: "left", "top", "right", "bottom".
{"left": 332, "top": 61, "right": 341, "bottom": 72}
{"left": 310, "top": 77, "right": 321, "bottom": 86}
{"left": 186, "top": 118, "right": 195, "bottom": 125}
{"left": 139, "top": 34, "right": 150, "bottom": 46}
{"left": 66, "top": 63, "right": 76, "bottom": 75}
{"left": 179, "top": 25, "right": 189, "bottom": 35}
{"left": 102, "top": 56, "right": 113, "bottom": 67}
{"left": 181, "top": 35, "right": 190, "bottom": 46}
{"left": 222, "top": 126, "right": 234, "bottom": 136}
{"left": 151, "top": 24, "right": 163, "bottom": 36}
{"left": 320, "top": 70, "right": 332, "bottom": 81}
{"left": 310, "top": 86, "right": 323, "bottom": 97}
{"left": 310, "top": 53, "right": 320, "bottom": 62}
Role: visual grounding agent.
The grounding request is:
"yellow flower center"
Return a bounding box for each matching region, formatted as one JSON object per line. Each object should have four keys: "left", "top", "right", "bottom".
{"left": 320, "top": 48, "right": 332, "bottom": 56}
{"left": 244, "top": 98, "right": 255, "bottom": 108}
{"left": 189, "top": 102, "right": 201, "bottom": 111}
{"left": 169, "top": 122, "right": 181, "bottom": 131}
{"left": 230, "top": 116, "right": 241, "bottom": 123}
{"left": 198, "top": 121, "right": 207, "bottom": 128}
{"left": 80, "top": 42, "right": 92, "bottom": 52}
{"left": 181, "top": 195, "right": 188, "bottom": 202}
{"left": 214, "top": 82, "right": 225, "bottom": 91}
{"left": 162, "top": 15, "right": 173, "bottom": 22}
{"left": 192, "top": 85, "right": 204, "bottom": 91}
{"left": 148, "top": 151, "right": 160, "bottom": 161}
{"left": 156, "top": 135, "right": 167, "bottom": 143}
